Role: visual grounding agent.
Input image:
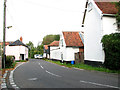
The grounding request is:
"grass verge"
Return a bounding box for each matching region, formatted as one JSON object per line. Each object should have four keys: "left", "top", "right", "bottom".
{"left": 16, "top": 60, "right": 28, "bottom": 62}
{"left": 43, "top": 59, "right": 120, "bottom": 74}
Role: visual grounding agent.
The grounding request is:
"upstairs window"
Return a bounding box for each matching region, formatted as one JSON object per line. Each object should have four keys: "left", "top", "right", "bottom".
{"left": 88, "top": 2, "right": 93, "bottom": 12}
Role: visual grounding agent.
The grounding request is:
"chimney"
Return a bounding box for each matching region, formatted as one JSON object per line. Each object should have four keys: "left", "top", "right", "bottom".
{"left": 20, "top": 36, "right": 23, "bottom": 42}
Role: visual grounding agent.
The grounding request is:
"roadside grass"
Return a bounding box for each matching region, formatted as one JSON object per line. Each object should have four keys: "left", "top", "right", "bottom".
{"left": 16, "top": 60, "right": 28, "bottom": 62}
{"left": 43, "top": 59, "right": 120, "bottom": 74}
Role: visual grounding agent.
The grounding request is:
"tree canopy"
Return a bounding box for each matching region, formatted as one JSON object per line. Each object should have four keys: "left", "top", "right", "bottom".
{"left": 42, "top": 34, "right": 60, "bottom": 45}
{"left": 26, "top": 41, "right": 43, "bottom": 58}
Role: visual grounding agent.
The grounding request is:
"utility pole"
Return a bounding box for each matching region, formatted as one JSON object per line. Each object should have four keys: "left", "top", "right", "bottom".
{"left": 3, "top": 0, "right": 7, "bottom": 68}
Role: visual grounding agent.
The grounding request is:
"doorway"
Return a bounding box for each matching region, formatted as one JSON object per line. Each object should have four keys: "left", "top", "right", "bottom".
{"left": 20, "top": 54, "right": 24, "bottom": 60}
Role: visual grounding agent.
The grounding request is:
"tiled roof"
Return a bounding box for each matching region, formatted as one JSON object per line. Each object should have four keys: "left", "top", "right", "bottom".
{"left": 63, "top": 32, "right": 84, "bottom": 47}
{"left": 95, "top": 2, "right": 118, "bottom": 14}
{"left": 9, "top": 40, "right": 28, "bottom": 47}
{"left": 44, "top": 45, "right": 48, "bottom": 50}
{"left": 49, "top": 41, "right": 59, "bottom": 46}
{"left": 0, "top": 42, "right": 13, "bottom": 46}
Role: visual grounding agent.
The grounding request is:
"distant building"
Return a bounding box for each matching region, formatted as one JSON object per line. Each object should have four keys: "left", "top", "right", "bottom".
{"left": 6, "top": 37, "right": 28, "bottom": 60}
{"left": 59, "top": 31, "right": 84, "bottom": 63}
{"left": 48, "top": 31, "right": 84, "bottom": 63}
{"left": 48, "top": 41, "right": 60, "bottom": 60}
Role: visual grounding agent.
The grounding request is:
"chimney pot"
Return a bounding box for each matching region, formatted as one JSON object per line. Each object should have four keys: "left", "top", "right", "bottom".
{"left": 20, "top": 37, "right": 23, "bottom": 42}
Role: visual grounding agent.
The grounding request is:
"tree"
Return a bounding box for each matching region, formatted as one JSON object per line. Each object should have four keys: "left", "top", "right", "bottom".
{"left": 101, "top": 33, "right": 120, "bottom": 70}
{"left": 26, "top": 41, "right": 35, "bottom": 58}
{"left": 42, "top": 34, "right": 60, "bottom": 45}
{"left": 36, "top": 44, "right": 44, "bottom": 55}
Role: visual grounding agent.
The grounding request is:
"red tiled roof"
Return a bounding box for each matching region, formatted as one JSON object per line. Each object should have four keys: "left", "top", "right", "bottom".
{"left": 95, "top": 2, "right": 118, "bottom": 14}
{"left": 49, "top": 41, "right": 59, "bottom": 46}
{"left": 44, "top": 45, "right": 48, "bottom": 50}
{"left": 63, "top": 32, "right": 83, "bottom": 47}
{"left": 0, "top": 42, "right": 13, "bottom": 46}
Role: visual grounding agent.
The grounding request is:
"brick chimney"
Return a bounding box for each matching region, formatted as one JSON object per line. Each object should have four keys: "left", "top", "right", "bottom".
{"left": 20, "top": 36, "right": 23, "bottom": 42}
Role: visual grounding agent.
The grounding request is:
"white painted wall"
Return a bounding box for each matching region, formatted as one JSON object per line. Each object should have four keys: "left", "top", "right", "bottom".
{"left": 6, "top": 46, "right": 28, "bottom": 60}
{"left": 59, "top": 32, "right": 80, "bottom": 61}
{"left": 84, "top": 0, "right": 118, "bottom": 63}
{"left": 102, "top": 16, "right": 118, "bottom": 35}
{"left": 84, "top": 0, "right": 104, "bottom": 63}
{"left": 66, "top": 47, "right": 79, "bottom": 61}
{"left": 50, "top": 46, "right": 61, "bottom": 60}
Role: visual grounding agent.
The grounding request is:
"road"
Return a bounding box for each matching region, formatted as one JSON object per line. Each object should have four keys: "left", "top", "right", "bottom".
{"left": 8, "top": 59, "right": 119, "bottom": 89}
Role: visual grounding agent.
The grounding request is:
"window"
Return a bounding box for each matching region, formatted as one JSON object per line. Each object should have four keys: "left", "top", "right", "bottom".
{"left": 88, "top": 2, "right": 93, "bottom": 12}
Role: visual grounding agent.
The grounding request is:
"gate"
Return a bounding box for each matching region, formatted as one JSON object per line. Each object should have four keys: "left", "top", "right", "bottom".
{"left": 75, "top": 52, "right": 84, "bottom": 64}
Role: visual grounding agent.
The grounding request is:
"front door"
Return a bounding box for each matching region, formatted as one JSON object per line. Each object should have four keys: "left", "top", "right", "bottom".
{"left": 20, "top": 54, "right": 24, "bottom": 60}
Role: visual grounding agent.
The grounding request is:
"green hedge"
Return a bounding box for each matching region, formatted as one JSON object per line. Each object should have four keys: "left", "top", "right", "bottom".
{"left": 101, "top": 33, "right": 120, "bottom": 70}
{"left": 2, "top": 55, "right": 15, "bottom": 68}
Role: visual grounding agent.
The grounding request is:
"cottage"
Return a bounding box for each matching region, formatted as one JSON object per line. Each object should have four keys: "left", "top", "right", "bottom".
{"left": 59, "top": 31, "right": 84, "bottom": 63}
{"left": 6, "top": 37, "right": 28, "bottom": 60}
{"left": 48, "top": 41, "right": 60, "bottom": 60}
{"left": 83, "top": 0, "right": 119, "bottom": 65}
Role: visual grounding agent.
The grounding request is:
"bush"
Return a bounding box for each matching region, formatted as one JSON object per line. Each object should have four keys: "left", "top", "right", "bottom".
{"left": 2, "top": 55, "right": 15, "bottom": 68}
{"left": 101, "top": 33, "right": 120, "bottom": 70}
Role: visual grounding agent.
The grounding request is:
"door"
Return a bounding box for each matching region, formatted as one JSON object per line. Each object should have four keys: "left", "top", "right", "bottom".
{"left": 20, "top": 54, "right": 24, "bottom": 60}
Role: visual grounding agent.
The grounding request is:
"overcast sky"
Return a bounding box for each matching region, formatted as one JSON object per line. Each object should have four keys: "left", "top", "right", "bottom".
{"left": 0, "top": 0, "right": 86, "bottom": 46}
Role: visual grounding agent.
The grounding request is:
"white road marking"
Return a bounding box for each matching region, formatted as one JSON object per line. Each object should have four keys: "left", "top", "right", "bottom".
{"left": 41, "top": 66, "right": 44, "bottom": 69}
{"left": 80, "top": 80, "right": 120, "bottom": 89}
{"left": 73, "top": 68, "right": 84, "bottom": 70}
{"left": 38, "top": 63, "right": 44, "bottom": 69}
{"left": 28, "top": 78, "right": 37, "bottom": 81}
{"left": 45, "top": 70, "right": 61, "bottom": 77}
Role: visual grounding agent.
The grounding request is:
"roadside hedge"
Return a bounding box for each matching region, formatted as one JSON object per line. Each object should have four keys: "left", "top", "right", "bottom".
{"left": 2, "top": 55, "right": 15, "bottom": 68}
{"left": 101, "top": 33, "right": 120, "bottom": 70}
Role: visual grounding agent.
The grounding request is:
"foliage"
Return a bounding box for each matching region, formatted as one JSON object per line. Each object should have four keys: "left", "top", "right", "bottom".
{"left": 5, "top": 56, "right": 15, "bottom": 68}
{"left": 101, "top": 33, "right": 120, "bottom": 70}
{"left": 42, "top": 34, "right": 60, "bottom": 45}
{"left": 26, "top": 41, "right": 44, "bottom": 58}
{"left": 36, "top": 44, "right": 44, "bottom": 55}
{"left": 26, "top": 41, "right": 36, "bottom": 58}
{"left": 16, "top": 60, "right": 28, "bottom": 62}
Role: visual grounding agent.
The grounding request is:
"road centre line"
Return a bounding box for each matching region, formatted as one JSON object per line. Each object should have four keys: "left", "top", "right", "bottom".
{"left": 45, "top": 70, "right": 62, "bottom": 77}
{"left": 80, "top": 80, "right": 120, "bottom": 89}
{"left": 38, "top": 63, "right": 44, "bottom": 69}
{"left": 41, "top": 66, "right": 44, "bottom": 69}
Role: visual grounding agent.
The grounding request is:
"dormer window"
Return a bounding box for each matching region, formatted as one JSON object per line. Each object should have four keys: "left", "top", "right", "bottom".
{"left": 88, "top": 2, "right": 93, "bottom": 12}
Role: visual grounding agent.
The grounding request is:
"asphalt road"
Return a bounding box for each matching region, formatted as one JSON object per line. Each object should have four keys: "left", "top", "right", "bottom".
{"left": 11, "top": 59, "right": 119, "bottom": 89}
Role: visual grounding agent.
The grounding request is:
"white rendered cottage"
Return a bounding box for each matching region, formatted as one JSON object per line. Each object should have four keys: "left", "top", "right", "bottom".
{"left": 83, "top": 0, "right": 119, "bottom": 65}
{"left": 48, "top": 41, "right": 61, "bottom": 60}
{"left": 59, "top": 31, "right": 84, "bottom": 63}
{"left": 6, "top": 37, "right": 28, "bottom": 60}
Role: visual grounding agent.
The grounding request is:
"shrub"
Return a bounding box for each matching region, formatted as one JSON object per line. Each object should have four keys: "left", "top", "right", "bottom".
{"left": 101, "top": 33, "right": 120, "bottom": 70}
{"left": 5, "top": 56, "right": 15, "bottom": 68}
